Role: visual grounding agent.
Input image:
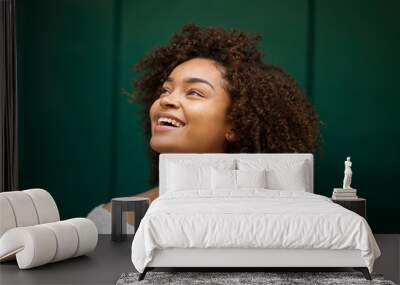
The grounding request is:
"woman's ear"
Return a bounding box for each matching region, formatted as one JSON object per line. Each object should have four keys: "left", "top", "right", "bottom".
{"left": 225, "top": 128, "right": 236, "bottom": 142}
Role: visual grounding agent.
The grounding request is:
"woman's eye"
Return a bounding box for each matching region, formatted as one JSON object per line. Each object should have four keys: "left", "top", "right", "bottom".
{"left": 159, "top": 87, "right": 169, "bottom": 96}
{"left": 188, "top": 90, "right": 203, "bottom": 97}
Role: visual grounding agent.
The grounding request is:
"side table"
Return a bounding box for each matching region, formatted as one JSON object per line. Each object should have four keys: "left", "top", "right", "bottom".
{"left": 112, "top": 197, "right": 150, "bottom": 241}
{"left": 331, "top": 197, "right": 366, "bottom": 219}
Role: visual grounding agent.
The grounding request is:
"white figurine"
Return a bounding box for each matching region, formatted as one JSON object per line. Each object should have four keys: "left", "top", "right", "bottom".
{"left": 342, "top": 156, "right": 353, "bottom": 189}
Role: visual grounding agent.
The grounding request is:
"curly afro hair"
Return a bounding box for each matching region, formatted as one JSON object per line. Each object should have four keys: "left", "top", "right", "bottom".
{"left": 130, "top": 22, "right": 322, "bottom": 187}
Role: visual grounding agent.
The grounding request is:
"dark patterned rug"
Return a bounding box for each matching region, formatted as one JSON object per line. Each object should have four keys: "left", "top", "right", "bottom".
{"left": 116, "top": 271, "right": 396, "bottom": 285}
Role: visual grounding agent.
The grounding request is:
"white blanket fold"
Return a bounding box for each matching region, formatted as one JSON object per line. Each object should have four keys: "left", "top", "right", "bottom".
{"left": 131, "top": 190, "right": 380, "bottom": 273}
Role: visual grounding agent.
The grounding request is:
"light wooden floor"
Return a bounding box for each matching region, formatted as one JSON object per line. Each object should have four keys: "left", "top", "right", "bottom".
{"left": 373, "top": 234, "right": 400, "bottom": 284}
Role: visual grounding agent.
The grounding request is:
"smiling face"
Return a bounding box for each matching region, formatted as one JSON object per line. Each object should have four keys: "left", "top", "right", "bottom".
{"left": 149, "top": 57, "right": 234, "bottom": 153}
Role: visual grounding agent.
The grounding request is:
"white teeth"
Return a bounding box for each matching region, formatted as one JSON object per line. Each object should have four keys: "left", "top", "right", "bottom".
{"left": 157, "top": 117, "right": 184, "bottom": 128}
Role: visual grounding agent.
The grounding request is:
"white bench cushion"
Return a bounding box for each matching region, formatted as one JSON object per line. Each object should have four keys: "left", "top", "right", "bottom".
{"left": 0, "top": 218, "right": 97, "bottom": 269}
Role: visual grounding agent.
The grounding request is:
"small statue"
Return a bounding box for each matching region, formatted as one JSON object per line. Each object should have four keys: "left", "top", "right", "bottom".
{"left": 342, "top": 156, "right": 353, "bottom": 189}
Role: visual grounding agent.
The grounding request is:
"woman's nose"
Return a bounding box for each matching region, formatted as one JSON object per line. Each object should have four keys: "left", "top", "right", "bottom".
{"left": 159, "top": 92, "right": 180, "bottom": 108}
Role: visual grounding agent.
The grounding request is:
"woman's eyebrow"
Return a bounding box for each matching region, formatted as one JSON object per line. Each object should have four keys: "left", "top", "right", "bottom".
{"left": 166, "top": 76, "right": 215, "bottom": 90}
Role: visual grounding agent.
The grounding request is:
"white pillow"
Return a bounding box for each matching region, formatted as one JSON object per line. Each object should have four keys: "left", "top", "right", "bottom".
{"left": 166, "top": 159, "right": 236, "bottom": 192}
{"left": 236, "top": 169, "right": 267, "bottom": 188}
{"left": 237, "top": 159, "right": 307, "bottom": 191}
{"left": 167, "top": 162, "right": 211, "bottom": 191}
{"left": 266, "top": 161, "right": 306, "bottom": 191}
{"left": 211, "top": 168, "right": 268, "bottom": 190}
{"left": 211, "top": 168, "right": 236, "bottom": 190}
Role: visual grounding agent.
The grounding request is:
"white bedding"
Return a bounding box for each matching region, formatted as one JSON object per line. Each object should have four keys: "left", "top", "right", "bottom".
{"left": 131, "top": 189, "right": 381, "bottom": 273}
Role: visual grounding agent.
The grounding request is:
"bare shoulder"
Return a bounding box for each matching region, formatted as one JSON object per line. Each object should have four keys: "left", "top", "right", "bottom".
{"left": 139, "top": 187, "right": 159, "bottom": 201}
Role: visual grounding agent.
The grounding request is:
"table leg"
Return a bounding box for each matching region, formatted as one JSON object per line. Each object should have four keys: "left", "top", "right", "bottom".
{"left": 134, "top": 202, "right": 149, "bottom": 235}
{"left": 112, "top": 201, "right": 127, "bottom": 241}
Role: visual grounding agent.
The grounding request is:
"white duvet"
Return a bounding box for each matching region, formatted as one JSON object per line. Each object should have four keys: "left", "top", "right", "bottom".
{"left": 131, "top": 189, "right": 381, "bottom": 273}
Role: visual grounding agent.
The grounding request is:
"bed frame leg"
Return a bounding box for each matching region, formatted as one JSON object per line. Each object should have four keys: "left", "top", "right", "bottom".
{"left": 354, "top": 267, "right": 371, "bottom": 280}
{"left": 138, "top": 268, "right": 148, "bottom": 281}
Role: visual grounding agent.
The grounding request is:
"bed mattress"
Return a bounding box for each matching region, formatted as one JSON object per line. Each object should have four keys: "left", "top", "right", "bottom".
{"left": 131, "top": 189, "right": 380, "bottom": 273}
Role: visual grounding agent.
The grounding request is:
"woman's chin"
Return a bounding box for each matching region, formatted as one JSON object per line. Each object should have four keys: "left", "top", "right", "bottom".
{"left": 150, "top": 138, "right": 183, "bottom": 153}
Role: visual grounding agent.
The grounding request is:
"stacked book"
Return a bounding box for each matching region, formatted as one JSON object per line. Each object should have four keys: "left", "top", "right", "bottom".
{"left": 332, "top": 188, "right": 358, "bottom": 200}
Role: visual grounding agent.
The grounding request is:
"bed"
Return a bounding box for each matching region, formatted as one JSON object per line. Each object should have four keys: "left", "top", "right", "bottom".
{"left": 131, "top": 153, "right": 381, "bottom": 281}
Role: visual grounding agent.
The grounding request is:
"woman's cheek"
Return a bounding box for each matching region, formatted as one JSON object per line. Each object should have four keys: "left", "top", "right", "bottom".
{"left": 150, "top": 99, "right": 165, "bottom": 132}
{"left": 186, "top": 115, "right": 222, "bottom": 145}
{"left": 149, "top": 99, "right": 160, "bottom": 117}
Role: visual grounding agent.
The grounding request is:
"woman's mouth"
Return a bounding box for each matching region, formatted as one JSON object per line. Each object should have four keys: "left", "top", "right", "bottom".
{"left": 157, "top": 117, "right": 185, "bottom": 127}
{"left": 154, "top": 117, "right": 186, "bottom": 132}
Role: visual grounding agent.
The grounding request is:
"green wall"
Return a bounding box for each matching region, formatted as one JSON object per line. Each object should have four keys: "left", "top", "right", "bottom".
{"left": 17, "top": 0, "right": 399, "bottom": 233}
{"left": 17, "top": 0, "right": 115, "bottom": 218}
{"left": 312, "top": 0, "right": 400, "bottom": 233}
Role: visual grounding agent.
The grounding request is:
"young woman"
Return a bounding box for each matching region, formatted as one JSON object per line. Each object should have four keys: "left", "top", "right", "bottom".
{"left": 87, "top": 23, "right": 322, "bottom": 233}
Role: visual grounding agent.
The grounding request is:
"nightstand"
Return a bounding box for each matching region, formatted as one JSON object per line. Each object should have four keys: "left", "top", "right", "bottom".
{"left": 111, "top": 197, "right": 150, "bottom": 241}
{"left": 331, "top": 198, "right": 366, "bottom": 219}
